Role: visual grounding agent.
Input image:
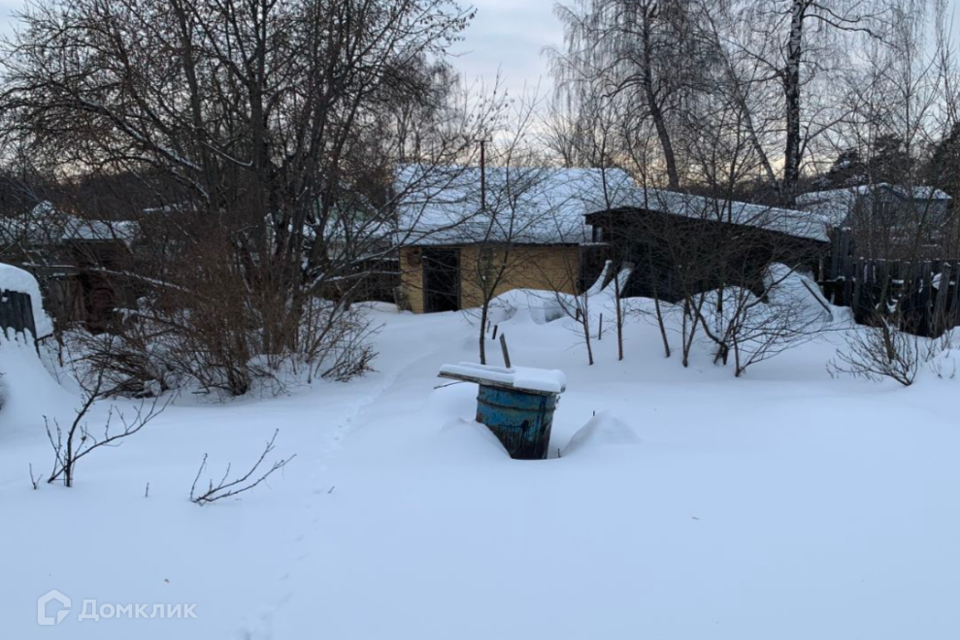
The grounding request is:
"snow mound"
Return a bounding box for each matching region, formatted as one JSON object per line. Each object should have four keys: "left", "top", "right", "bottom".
{"left": 356, "top": 301, "right": 401, "bottom": 313}
{"left": 488, "top": 289, "right": 564, "bottom": 325}
{"left": 439, "top": 417, "right": 511, "bottom": 458}
{"left": 562, "top": 412, "right": 641, "bottom": 455}
{"left": 0, "top": 262, "right": 54, "bottom": 337}
{"left": 0, "top": 333, "right": 74, "bottom": 438}
{"left": 764, "top": 263, "right": 833, "bottom": 324}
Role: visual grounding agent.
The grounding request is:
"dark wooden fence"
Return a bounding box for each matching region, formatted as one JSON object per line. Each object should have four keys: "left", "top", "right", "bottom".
{"left": 821, "top": 231, "right": 960, "bottom": 337}
{"left": 0, "top": 290, "right": 38, "bottom": 338}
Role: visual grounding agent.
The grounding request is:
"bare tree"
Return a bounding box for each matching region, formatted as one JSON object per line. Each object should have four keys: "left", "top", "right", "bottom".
{"left": 728, "top": 0, "right": 891, "bottom": 203}
{"left": 818, "top": 0, "right": 960, "bottom": 379}
{"left": 550, "top": 0, "right": 713, "bottom": 190}
{"left": 1, "top": 0, "right": 499, "bottom": 395}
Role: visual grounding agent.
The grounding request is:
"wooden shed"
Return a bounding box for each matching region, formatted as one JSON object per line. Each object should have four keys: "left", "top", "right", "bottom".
{"left": 399, "top": 244, "right": 583, "bottom": 313}
{"left": 0, "top": 202, "right": 137, "bottom": 331}
{"left": 584, "top": 190, "right": 830, "bottom": 302}
{"left": 395, "top": 165, "right": 637, "bottom": 313}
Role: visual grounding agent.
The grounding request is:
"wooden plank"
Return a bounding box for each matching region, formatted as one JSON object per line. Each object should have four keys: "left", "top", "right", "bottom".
{"left": 918, "top": 262, "right": 932, "bottom": 336}
{"left": 934, "top": 262, "right": 951, "bottom": 335}
{"left": 842, "top": 251, "right": 854, "bottom": 307}
{"left": 851, "top": 258, "right": 864, "bottom": 322}
{"left": 828, "top": 227, "right": 842, "bottom": 281}
{"left": 950, "top": 262, "right": 960, "bottom": 327}
{"left": 499, "top": 333, "right": 512, "bottom": 369}
{"left": 879, "top": 260, "right": 892, "bottom": 316}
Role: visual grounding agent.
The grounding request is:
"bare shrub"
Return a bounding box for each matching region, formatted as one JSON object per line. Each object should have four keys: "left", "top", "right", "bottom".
{"left": 189, "top": 430, "right": 295, "bottom": 506}
{"left": 65, "top": 329, "right": 173, "bottom": 398}
{"left": 829, "top": 318, "right": 922, "bottom": 386}
{"left": 62, "top": 285, "right": 378, "bottom": 398}
{"left": 301, "top": 302, "right": 379, "bottom": 383}
{"left": 550, "top": 262, "right": 607, "bottom": 366}
{"left": 45, "top": 372, "right": 168, "bottom": 487}
{"left": 829, "top": 311, "right": 960, "bottom": 386}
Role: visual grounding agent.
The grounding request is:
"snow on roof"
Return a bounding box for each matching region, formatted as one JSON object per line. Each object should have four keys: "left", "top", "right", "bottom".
{"left": 0, "top": 202, "right": 137, "bottom": 246}
{"left": 608, "top": 188, "right": 831, "bottom": 242}
{"left": 796, "top": 184, "right": 952, "bottom": 227}
{"left": 396, "top": 165, "right": 637, "bottom": 246}
{"left": 0, "top": 262, "right": 54, "bottom": 337}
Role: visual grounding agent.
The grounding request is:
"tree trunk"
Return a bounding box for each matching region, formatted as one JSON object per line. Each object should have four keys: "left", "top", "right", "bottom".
{"left": 641, "top": 11, "right": 680, "bottom": 189}
{"left": 581, "top": 298, "right": 594, "bottom": 366}
{"left": 782, "top": 0, "right": 807, "bottom": 205}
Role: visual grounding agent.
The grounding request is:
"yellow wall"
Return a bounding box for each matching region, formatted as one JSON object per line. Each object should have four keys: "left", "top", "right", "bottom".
{"left": 399, "top": 244, "right": 581, "bottom": 313}
{"left": 399, "top": 246, "right": 426, "bottom": 313}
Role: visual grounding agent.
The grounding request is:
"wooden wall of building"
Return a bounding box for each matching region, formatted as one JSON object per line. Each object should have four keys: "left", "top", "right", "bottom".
{"left": 399, "top": 244, "right": 581, "bottom": 313}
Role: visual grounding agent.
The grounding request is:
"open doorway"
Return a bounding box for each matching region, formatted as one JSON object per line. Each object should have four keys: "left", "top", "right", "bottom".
{"left": 422, "top": 248, "right": 460, "bottom": 312}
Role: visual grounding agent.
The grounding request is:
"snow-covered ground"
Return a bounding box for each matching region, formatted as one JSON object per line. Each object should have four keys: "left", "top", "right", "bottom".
{"left": 2, "top": 292, "right": 960, "bottom": 639}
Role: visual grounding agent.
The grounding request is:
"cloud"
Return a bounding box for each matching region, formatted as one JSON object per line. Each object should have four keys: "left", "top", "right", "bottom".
{"left": 449, "top": 0, "right": 561, "bottom": 101}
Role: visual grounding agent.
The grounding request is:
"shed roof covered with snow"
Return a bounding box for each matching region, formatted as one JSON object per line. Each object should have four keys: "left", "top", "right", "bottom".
{"left": 395, "top": 165, "right": 638, "bottom": 246}
{"left": 796, "top": 183, "right": 952, "bottom": 227}
{"left": 0, "top": 201, "right": 138, "bottom": 246}
{"left": 596, "top": 188, "right": 831, "bottom": 243}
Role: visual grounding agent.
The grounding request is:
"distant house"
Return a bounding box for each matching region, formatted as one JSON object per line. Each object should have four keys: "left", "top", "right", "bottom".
{"left": 584, "top": 189, "right": 830, "bottom": 301}
{"left": 796, "top": 183, "right": 953, "bottom": 258}
{"left": 394, "top": 165, "right": 637, "bottom": 313}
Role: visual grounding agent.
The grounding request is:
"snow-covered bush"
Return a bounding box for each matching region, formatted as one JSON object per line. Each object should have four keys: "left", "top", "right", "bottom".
{"left": 63, "top": 295, "right": 375, "bottom": 399}
{"left": 681, "top": 265, "right": 834, "bottom": 376}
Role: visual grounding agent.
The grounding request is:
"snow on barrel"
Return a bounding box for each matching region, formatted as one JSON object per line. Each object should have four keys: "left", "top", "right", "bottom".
{"left": 438, "top": 362, "right": 566, "bottom": 460}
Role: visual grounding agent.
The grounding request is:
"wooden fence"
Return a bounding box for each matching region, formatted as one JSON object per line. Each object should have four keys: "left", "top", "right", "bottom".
{"left": 0, "top": 290, "right": 38, "bottom": 338}
{"left": 821, "top": 232, "right": 960, "bottom": 337}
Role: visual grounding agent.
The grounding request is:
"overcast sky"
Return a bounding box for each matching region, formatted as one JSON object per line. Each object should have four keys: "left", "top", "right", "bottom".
{"left": 0, "top": 0, "right": 566, "bottom": 101}
{"left": 449, "top": 0, "right": 564, "bottom": 102}
{"left": 451, "top": 0, "right": 960, "bottom": 102}
{"left": 0, "top": 0, "right": 958, "bottom": 104}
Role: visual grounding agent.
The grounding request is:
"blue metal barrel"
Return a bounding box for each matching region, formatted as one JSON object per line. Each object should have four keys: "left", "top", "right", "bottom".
{"left": 475, "top": 385, "right": 558, "bottom": 460}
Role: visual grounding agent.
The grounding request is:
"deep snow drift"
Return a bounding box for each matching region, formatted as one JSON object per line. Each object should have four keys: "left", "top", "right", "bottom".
{"left": 2, "top": 290, "right": 959, "bottom": 640}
